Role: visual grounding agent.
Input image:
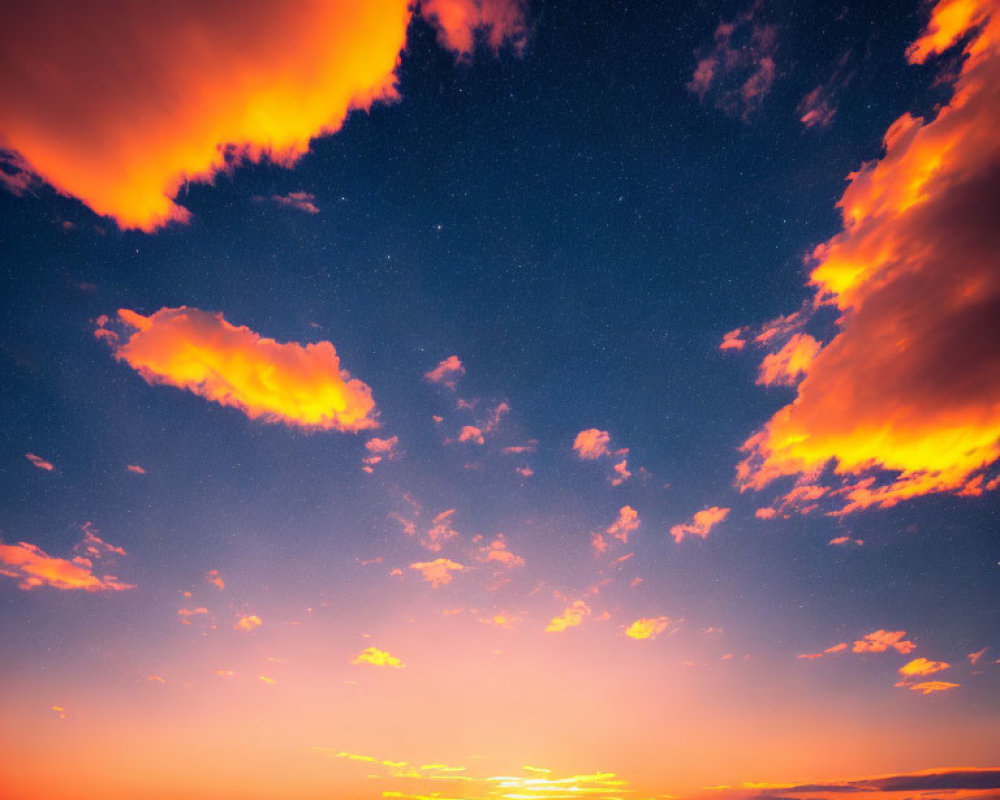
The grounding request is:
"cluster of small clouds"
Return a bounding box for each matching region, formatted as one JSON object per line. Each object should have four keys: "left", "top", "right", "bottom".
{"left": 573, "top": 428, "right": 632, "bottom": 486}
{"left": 687, "top": 2, "right": 778, "bottom": 120}
{"left": 0, "top": 522, "right": 133, "bottom": 592}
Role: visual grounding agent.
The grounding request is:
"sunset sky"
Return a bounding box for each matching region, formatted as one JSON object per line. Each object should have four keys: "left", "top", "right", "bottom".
{"left": 1, "top": 1, "right": 999, "bottom": 799}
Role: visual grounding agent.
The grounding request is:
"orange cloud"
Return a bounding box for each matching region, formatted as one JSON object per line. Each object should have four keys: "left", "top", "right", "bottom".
{"left": 797, "top": 642, "right": 848, "bottom": 660}
{"left": 475, "top": 535, "right": 525, "bottom": 568}
{"left": 968, "top": 647, "right": 987, "bottom": 664}
{"left": 458, "top": 425, "right": 485, "bottom": 445}
{"left": 670, "top": 506, "right": 730, "bottom": 543}
{"left": 352, "top": 646, "right": 405, "bottom": 669}
{"left": 625, "top": 616, "right": 672, "bottom": 640}
{"left": 0, "top": 2, "right": 525, "bottom": 230}
{"left": 424, "top": 355, "right": 465, "bottom": 389}
{"left": 573, "top": 428, "right": 611, "bottom": 460}
{"left": 852, "top": 629, "right": 916, "bottom": 654}
{"left": 606, "top": 505, "right": 640, "bottom": 544}
{"left": 410, "top": 558, "right": 465, "bottom": 588}
{"left": 126, "top": 464, "right": 146, "bottom": 474}
{"left": 515, "top": 466, "right": 534, "bottom": 477}
{"left": 98, "top": 307, "right": 377, "bottom": 431}
{"left": 545, "top": 600, "right": 590, "bottom": 633}
{"left": 610, "top": 458, "right": 632, "bottom": 486}
{"left": 363, "top": 436, "right": 400, "bottom": 473}
{"left": 905, "top": 680, "right": 961, "bottom": 694}
{"left": 206, "top": 570, "right": 225, "bottom": 591}
{"left": 0, "top": 524, "right": 133, "bottom": 592}
{"left": 829, "top": 535, "right": 863, "bottom": 546}
{"left": 178, "top": 607, "right": 210, "bottom": 625}
{"left": 754, "top": 507, "right": 778, "bottom": 519}
{"left": 720, "top": 327, "right": 747, "bottom": 351}
{"left": 234, "top": 614, "right": 262, "bottom": 633}
{"left": 425, "top": 509, "right": 460, "bottom": 552}
{"left": 756, "top": 333, "right": 821, "bottom": 387}
{"left": 898, "top": 657, "right": 950, "bottom": 677}
{"left": 736, "top": 0, "right": 1000, "bottom": 513}
{"left": 25, "top": 453, "right": 54, "bottom": 471}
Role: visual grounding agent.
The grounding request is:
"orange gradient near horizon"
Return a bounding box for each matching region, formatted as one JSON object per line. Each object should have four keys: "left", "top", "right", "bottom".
{"left": 1, "top": 604, "right": 998, "bottom": 800}
{"left": 737, "top": 0, "right": 1000, "bottom": 512}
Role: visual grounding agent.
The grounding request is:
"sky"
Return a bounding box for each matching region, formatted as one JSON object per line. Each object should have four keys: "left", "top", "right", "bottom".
{"left": 1, "top": 1, "right": 999, "bottom": 799}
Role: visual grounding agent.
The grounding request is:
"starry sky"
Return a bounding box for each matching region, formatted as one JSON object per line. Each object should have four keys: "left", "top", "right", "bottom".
{"left": 1, "top": 1, "right": 999, "bottom": 799}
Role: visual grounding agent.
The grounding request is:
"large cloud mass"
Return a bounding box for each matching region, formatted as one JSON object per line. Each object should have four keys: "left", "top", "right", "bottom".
{"left": 737, "top": 0, "right": 1000, "bottom": 513}
{"left": 0, "top": 0, "right": 525, "bottom": 230}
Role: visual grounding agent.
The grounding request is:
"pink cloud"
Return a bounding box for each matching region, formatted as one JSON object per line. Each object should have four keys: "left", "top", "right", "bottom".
{"left": 687, "top": 4, "right": 778, "bottom": 119}
{"left": 573, "top": 428, "right": 611, "bottom": 460}
{"left": 424, "top": 355, "right": 465, "bottom": 389}
{"left": 670, "top": 506, "right": 730, "bottom": 543}
{"left": 25, "top": 453, "right": 54, "bottom": 471}
{"left": 363, "top": 435, "right": 400, "bottom": 473}
{"left": 606, "top": 505, "right": 640, "bottom": 544}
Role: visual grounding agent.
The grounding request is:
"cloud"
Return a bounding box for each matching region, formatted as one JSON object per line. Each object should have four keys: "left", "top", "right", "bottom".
{"left": 606, "top": 505, "right": 640, "bottom": 544}
{"left": 483, "top": 401, "right": 510, "bottom": 434}
{"left": 422, "top": 0, "right": 527, "bottom": 57}
{"left": 363, "top": 436, "right": 400, "bottom": 473}
{"left": 126, "top": 464, "right": 146, "bottom": 474}
{"left": 258, "top": 191, "right": 320, "bottom": 214}
{"left": 97, "top": 307, "right": 377, "bottom": 431}
{"left": 234, "top": 614, "right": 262, "bottom": 632}
{"left": 352, "top": 646, "right": 405, "bottom": 669}
{"left": 610, "top": 458, "right": 632, "bottom": 486}
{"left": 178, "top": 607, "right": 211, "bottom": 625}
{"left": 797, "top": 51, "right": 855, "bottom": 130}
{"left": 670, "top": 506, "right": 730, "bottom": 543}
{"left": 458, "top": 425, "right": 485, "bottom": 445}
{"left": 515, "top": 466, "right": 534, "bottom": 477}
{"left": 969, "top": 647, "right": 987, "bottom": 664}
{"left": 206, "top": 570, "right": 225, "bottom": 590}
{"left": 720, "top": 328, "right": 748, "bottom": 351}
{"left": 545, "top": 600, "right": 591, "bottom": 633}
{"left": 573, "top": 428, "right": 611, "bottom": 460}
{"left": 688, "top": 3, "right": 778, "bottom": 119}
{"left": 904, "top": 680, "right": 961, "bottom": 694}
{"left": 898, "top": 657, "right": 950, "bottom": 677}
{"left": 754, "top": 507, "right": 777, "bottom": 519}
{"left": 625, "top": 616, "right": 672, "bottom": 640}
{"left": 756, "top": 334, "right": 822, "bottom": 387}
{"left": 502, "top": 441, "right": 537, "bottom": 455}
{"left": 0, "top": 1, "right": 526, "bottom": 230}
{"left": 797, "top": 642, "right": 848, "bottom": 660}
{"left": 736, "top": 0, "right": 1000, "bottom": 513}
{"left": 0, "top": 524, "right": 133, "bottom": 592}
{"left": 828, "top": 536, "right": 863, "bottom": 546}
{"left": 410, "top": 558, "right": 465, "bottom": 588}
{"left": 475, "top": 535, "right": 525, "bottom": 568}
{"left": 852, "top": 630, "right": 915, "bottom": 654}
{"left": 424, "top": 355, "right": 465, "bottom": 389}
{"left": 425, "top": 509, "right": 460, "bottom": 552}
{"left": 25, "top": 453, "right": 53, "bottom": 471}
